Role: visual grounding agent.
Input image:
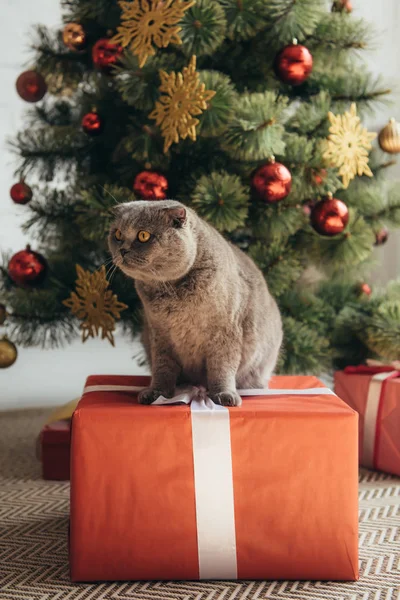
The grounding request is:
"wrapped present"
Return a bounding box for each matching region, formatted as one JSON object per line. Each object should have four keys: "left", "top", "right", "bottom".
{"left": 69, "top": 375, "right": 359, "bottom": 582}
{"left": 39, "top": 420, "right": 71, "bottom": 481}
{"left": 37, "top": 399, "right": 79, "bottom": 481}
{"left": 335, "top": 364, "right": 400, "bottom": 476}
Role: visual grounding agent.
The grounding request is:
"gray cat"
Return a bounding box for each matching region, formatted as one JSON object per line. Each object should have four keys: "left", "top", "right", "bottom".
{"left": 108, "top": 200, "right": 282, "bottom": 406}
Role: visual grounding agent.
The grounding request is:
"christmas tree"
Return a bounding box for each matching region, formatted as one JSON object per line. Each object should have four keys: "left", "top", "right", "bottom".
{"left": 1, "top": 0, "right": 400, "bottom": 373}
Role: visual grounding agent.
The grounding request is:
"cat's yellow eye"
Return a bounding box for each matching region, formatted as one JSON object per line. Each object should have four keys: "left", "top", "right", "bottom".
{"left": 114, "top": 229, "right": 123, "bottom": 241}
{"left": 137, "top": 230, "right": 151, "bottom": 243}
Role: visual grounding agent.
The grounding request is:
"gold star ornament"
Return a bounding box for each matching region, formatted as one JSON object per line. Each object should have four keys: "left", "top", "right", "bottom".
{"left": 149, "top": 55, "right": 216, "bottom": 152}
{"left": 112, "top": 0, "right": 195, "bottom": 68}
{"left": 323, "top": 103, "right": 376, "bottom": 189}
{"left": 63, "top": 265, "right": 128, "bottom": 346}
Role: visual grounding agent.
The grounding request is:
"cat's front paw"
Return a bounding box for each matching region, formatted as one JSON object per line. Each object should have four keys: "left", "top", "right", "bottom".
{"left": 138, "top": 387, "right": 171, "bottom": 405}
{"left": 210, "top": 390, "right": 242, "bottom": 407}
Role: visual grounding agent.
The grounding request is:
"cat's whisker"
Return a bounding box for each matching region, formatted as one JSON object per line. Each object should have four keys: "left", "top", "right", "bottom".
{"left": 106, "top": 261, "right": 118, "bottom": 279}
{"left": 99, "top": 184, "right": 120, "bottom": 206}
{"left": 107, "top": 264, "right": 119, "bottom": 285}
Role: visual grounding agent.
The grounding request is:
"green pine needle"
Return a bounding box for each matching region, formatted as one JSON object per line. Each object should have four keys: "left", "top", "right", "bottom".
{"left": 198, "top": 71, "right": 237, "bottom": 137}
{"left": 191, "top": 171, "right": 249, "bottom": 232}
{"left": 180, "top": 0, "right": 227, "bottom": 56}
{"left": 219, "top": 0, "right": 269, "bottom": 40}
{"left": 222, "top": 92, "right": 288, "bottom": 161}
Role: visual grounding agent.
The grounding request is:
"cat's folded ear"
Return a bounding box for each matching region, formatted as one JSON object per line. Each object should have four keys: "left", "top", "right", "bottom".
{"left": 109, "top": 204, "right": 124, "bottom": 218}
{"left": 163, "top": 206, "right": 186, "bottom": 228}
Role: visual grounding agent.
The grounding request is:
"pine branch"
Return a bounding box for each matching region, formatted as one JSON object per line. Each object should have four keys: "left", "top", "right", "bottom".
{"left": 222, "top": 91, "right": 288, "bottom": 160}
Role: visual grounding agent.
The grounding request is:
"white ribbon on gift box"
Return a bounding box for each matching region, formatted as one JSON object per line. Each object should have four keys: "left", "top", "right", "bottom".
{"left": 362, "top": 370, "right": 399, "bottom": 469}
{"left": 82, "top": 383, "right": 336, "bottom": 580}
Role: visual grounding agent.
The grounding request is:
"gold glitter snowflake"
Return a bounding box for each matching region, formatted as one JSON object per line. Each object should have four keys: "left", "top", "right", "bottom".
{"left": 149, "top": 55, "right": 216, "bottom": 152}
{"left": 323, "top": 103, "right": 376, "bottom": 189}
{"left": 112, "top": 0, "right": 195, "bottom": 68}
{"left": 63, "top": 265, "right": 127, "bottom": 346}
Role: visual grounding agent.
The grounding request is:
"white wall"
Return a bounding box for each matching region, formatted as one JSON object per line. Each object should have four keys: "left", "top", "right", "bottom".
{"left": 0, "top": 1, "right": 399, "bottom": 409}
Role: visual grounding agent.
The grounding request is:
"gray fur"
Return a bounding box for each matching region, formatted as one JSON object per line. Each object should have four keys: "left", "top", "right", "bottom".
{"left": 108, "top": 200, "right": 282, "bottom": 406}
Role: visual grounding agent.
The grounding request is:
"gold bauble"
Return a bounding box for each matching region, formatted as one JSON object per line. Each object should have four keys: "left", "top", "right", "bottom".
{"left": 0, "top": 338, "right": 18, "bottom": 368}
{"left": 62, "top": 23, "right": 87, "bottom": 51}
{"left": 378, "top": 118, "right": 400, "bottom": 154}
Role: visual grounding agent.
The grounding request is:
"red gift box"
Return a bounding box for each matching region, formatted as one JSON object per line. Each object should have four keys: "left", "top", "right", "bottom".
{"left": 39, "top": 420, "right": 71, "bottom": 481}
{"left": 334, "top": 365, "right": 400, "bottom": 476}
{"left": 70, "top": 374, "right": 359, "bottom": 582}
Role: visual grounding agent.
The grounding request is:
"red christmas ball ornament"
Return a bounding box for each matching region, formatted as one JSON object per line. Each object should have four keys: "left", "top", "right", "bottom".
{"left": 311, "top": 168, "right": 327, "bottom": 186}
{"left": 332, "top": 0, "right": 352, "bottom": 13}
{"left": 275, "top": 40, "right": 313, "bottom": 86}
{"left": 10, "top": 181, "right": 32, "bottom": 205}
{"left": 359, "top": 283, "right": 372, "bottom": 297}
{"left": 8, "top": 246, "right": 47, "bottom": 288}
{"left": 16, "top": 70, "right": 47, "bottom": 102}
{"left": 374, "top": 226, "right": 389, "bottom": 246}
{"left": 81, "top": 111, "right": 103, "bottom": 135}
{"left": 310, "top": 195, "right": 349, "bottom": 236}
{"left": 133, "top": 171, "right": 169, "bottom": 200}
{"left": 92, "top": 39, "right": 123, "bottom": 71}
{"left": 252, "top": 159, "right": 292, "bottom": 203}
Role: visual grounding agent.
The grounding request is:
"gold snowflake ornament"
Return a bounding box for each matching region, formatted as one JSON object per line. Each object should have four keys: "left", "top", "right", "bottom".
{"left": 149, "top": 55, "right": 216, "bottom": 152}
{"left": 63, "top": 265, "right": 127, "bottom": 346}
{"left": 323, "top": 103, "right": 376, "bottom": 189}
{"left": 112, "top": 0, "right": 195, "bottom": 68}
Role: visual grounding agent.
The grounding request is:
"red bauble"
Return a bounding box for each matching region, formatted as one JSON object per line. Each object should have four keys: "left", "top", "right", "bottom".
{"left": 252, "top": 161, "right": 292, "bottom": 203}
{"left": 311, "top": 168, "right": 327, "bottom": 186}
{"left": 81, "top": 112, "right": 103, "bottom": 135}
{"left": 359, "top": 283, "right": 372, "bottom": 296}
{"left": 16, "top": 70, "right": 47, "bottom": 102}
{"left": 133, "top": 171, "right": 168, "bottom": 200}
{"left": 310, "top": 196, "right": 349, "bottom": 236}
{"left": 275, "top": 41, "right": 313, "bottom": 86}
{"left": 10, "top": 181, "right": 32, "bottom": 205}
{"left": 375, "top": 226, "right": 389, "bottom": 246}
{"left": 92, "top": 39, "right": 123, "bottom": 71}
{"left": 8, "top": 246, "right": 47, "bottom": 287}
{"left": 332, "top": 0, "right": 352, "bottom": 13}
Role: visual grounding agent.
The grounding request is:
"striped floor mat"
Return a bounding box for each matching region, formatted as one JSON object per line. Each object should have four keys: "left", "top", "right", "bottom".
{"left": 0, "top": 408, "right": 399, "bottom": 599}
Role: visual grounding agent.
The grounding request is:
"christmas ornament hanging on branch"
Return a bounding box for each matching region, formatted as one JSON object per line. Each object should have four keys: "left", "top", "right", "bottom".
{"left": 310, "top": 194, "right": 349, "bottom": 236}
{"left": 149, "top": 55, "right": 216, "bottom": 153}
{"left": 92, "top": 39, "right": 123, "bottom": 71}
{"left": 62, "top": 23, "right": 87, "bottom": 51}
{"left": 274, "top": 39, "right": 313, "bottom": 86}
{"left": 63, "top": 265, "right": 128, "bottom": 345}
{"left": 310, "top": 168, "right": 327, "bottom": 186}
{"left": 378, "top": 118, "right": 400, "bottom": 154}
{"left": 112, "top": 0, "right": 195, "bottom": 68}
{"left": 10, "top": 181, "right": 32, "bottom": 205}
{"left": 358, "top": 282, "right": 372, "bottom": 297}
{"left": 81, "top": 111, "right": 103, "bottom": 135}
{"left": 323, "top": 103, "right": 376, "bottom": 189}
{"left": 133, "top": 171, "right": 168, "bottom": 200}
{"left": 16, "top": 70, "right": 47, "bottom": 102}
{"left": 252, "top": 158, "right": 292, "bottom": 203}
{"left": 332, "top": 0, "right": 352, "bottom": 13}
{"left": 8, "top": 246, "right": 47, "bottom": 287}
{"left": 375, "top": 226, "right": 389, "bottom": 246}
{"left": 0, "top": 337, "right": 18, "bottom": 369}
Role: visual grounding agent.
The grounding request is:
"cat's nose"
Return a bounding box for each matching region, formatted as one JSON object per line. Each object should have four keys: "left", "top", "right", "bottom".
{"left": 120, "top": 248, "right": 129, "bottom": 257}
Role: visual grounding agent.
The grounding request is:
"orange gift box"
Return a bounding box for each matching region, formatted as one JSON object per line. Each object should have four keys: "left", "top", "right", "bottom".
{"left": 335, "top": 366, "right": 400, "bottom": 476}
{"left": 70, "top": 374, "right": 359, "bottom": 582}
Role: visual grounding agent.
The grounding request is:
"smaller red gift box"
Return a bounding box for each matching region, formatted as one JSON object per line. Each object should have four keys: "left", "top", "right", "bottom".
{"left": 334, "top": 365, "right": 400, "bottom": 476}
{"left": 38, "top": 420, "right": 71, "bottom": 481}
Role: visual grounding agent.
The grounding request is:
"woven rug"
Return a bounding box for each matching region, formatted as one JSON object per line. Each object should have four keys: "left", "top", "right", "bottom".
{"left": 0, "top": 408, "right": 399, "bottom": 600}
